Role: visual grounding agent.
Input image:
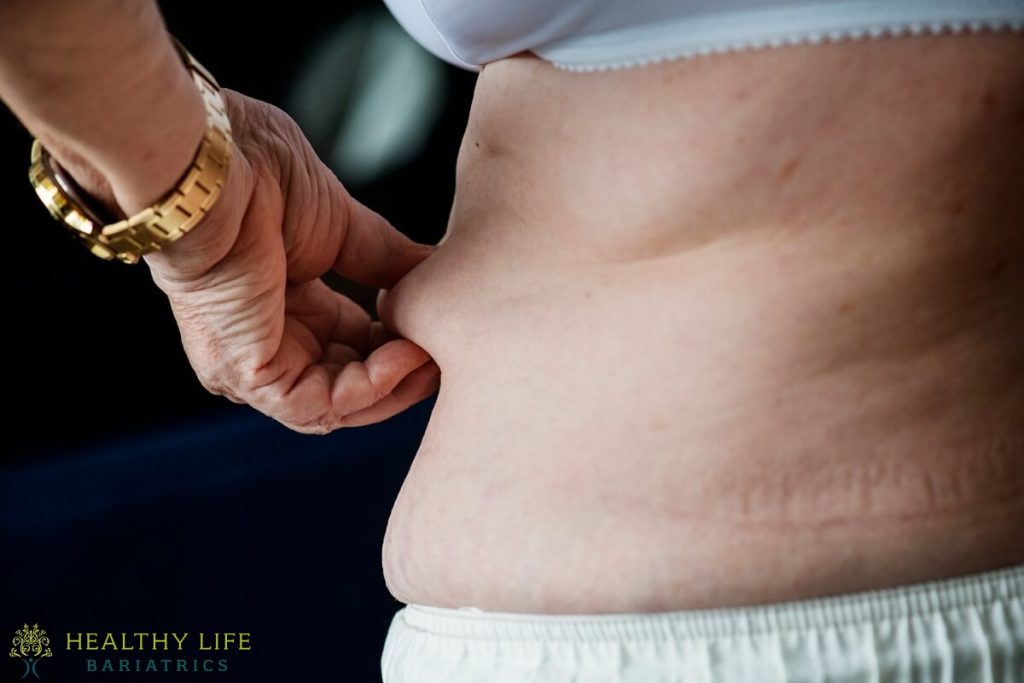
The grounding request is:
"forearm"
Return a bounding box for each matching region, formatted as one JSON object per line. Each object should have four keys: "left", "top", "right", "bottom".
{"left": 0, "top": 0, "right": 206, "bottom": 214}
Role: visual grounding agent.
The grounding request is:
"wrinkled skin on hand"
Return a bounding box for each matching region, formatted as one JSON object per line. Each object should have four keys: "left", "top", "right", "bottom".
{"left": 144, "top": 89, "right": 439, "bottom": 433}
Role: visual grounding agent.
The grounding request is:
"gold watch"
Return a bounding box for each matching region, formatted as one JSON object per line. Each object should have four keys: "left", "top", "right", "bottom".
{"left": 28, "top": 35, "right": 233, "bottom": 264}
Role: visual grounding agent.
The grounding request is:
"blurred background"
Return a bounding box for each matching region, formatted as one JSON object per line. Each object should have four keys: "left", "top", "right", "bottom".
{"left": 1, "top": 1, "right": 476, "bottom": 679}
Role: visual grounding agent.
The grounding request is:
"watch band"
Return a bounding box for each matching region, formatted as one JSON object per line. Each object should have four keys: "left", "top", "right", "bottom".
{"left": 28, "top": 34, "right": 233, "bottom": 264}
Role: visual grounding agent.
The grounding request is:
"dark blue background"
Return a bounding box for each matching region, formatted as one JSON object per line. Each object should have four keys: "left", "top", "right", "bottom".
{"left": 1, "top": 398, "right": 432, "bottom": 681}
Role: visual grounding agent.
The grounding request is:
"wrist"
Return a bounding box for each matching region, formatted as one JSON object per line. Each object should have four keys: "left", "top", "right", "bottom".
{"left": 1, "top": 2, "right": 206, "bottom": 215}
{"left": 30, "top": 42, "right": 207, "bottom": 217}
{"left": 24, "top": 31, "right": 235, "bottom": 266}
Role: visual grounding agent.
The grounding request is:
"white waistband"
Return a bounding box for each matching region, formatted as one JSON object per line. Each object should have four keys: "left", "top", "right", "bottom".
{"left": 398, "top": 564, "right": 1024, "bottom": 642}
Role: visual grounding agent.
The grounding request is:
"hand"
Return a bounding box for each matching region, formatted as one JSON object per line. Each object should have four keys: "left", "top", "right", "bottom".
{"left": 143, "top": 89, "right": 439, "bottom": 433}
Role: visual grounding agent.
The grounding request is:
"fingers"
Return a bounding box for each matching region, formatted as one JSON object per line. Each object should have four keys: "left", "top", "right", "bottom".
{"left": 286, "top": 280, "right": 374, "bottom": 356}
{"left": 329, "top": 339, "right": 432, "bottom": 415}
{"left": 333, "top": 190, "right": 434, "bottom": 289}
{"left": 241, "top": 337, "right": 438, "bottom": 434}
{"left": 334, "top": 360, "right": 441, "bottom": 427}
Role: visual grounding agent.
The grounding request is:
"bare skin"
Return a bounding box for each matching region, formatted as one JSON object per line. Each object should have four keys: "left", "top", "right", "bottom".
{"left": 377, "top": 33, "right": 1024, "bottom": 613}
{"left": 3, "top": 2, "right": 1021, "bottom": 616}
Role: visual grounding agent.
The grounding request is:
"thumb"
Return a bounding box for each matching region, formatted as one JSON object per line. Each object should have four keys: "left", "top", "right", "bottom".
{"left": 332, "top": 188, "right": 435, "bottom": 289}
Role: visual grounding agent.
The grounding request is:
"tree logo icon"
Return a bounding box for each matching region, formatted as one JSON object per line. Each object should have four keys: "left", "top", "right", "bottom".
{"left": 9, "top": 624, "right": 53, "bottom": 680}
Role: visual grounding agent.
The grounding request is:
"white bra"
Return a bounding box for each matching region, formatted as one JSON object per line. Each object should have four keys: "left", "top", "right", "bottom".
{"left": 380, "top": 0, "right": 1024, "bottom": 72}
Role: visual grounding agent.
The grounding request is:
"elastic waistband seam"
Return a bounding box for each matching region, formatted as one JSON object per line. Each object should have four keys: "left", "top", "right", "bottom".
{"left": 398, "top": 565, "right": 1024, "bottom": 642}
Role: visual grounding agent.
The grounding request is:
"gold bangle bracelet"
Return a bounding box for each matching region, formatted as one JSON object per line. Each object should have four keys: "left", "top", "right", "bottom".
{"left": 28, "top": 34, "right": 233, "bottom": 264}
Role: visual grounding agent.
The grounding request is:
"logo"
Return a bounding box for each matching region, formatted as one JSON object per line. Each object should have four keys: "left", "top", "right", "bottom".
{"left": 9, "top": 624, "right": 52, "bottom": 680}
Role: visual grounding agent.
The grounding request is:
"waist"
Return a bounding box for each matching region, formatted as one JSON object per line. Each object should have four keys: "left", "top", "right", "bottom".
{"left": 377, "top": 34, "right": 1024, "bottom": 614}
{"left": 380, "top": 215, "right": 1024, "bottom": 611}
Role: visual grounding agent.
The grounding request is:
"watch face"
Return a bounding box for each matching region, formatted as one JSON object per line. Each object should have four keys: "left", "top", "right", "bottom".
{"left": 40, "top": 145, "right": 121, "bottom": 228}
{"left": 30, "top": 141, "right": 120, "bottom": 260}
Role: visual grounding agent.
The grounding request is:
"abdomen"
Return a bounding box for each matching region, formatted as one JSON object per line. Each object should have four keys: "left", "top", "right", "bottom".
{"left": 378, "top": 34, "right": 1024, "bottom": 613}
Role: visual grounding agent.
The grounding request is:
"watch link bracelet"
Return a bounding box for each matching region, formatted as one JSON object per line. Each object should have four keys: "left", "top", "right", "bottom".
{"left": 27, "top": 34, "right": 233, "bottom": 264}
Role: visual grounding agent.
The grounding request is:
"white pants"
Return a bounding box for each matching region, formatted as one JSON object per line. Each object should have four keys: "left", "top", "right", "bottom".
{"left": 381, "top": 565, "right": 1024, "bottom": 682}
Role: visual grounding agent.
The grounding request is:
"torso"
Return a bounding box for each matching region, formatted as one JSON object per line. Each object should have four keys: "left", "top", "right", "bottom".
{"left": 378, "top": 33, "right": 1024, "bottom": 614}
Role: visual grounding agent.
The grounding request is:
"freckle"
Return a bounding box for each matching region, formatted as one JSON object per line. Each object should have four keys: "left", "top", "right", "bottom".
{"left": 981, "top": 90, "right": 997, "bottom": 110}
{"left": 778, "top": 157, "right": 800, "bottom": 181}
{"left": 584, "top": 290, "right": 592, "bottom": 298}
{"left": 838, "top": 300, "right": 854, "bottom": 314}
{"left": 989, "top": 258, "right": 1006, "bottom": 278}
{"left": 650, "top": 416, "right": 669, "bottom": 430}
